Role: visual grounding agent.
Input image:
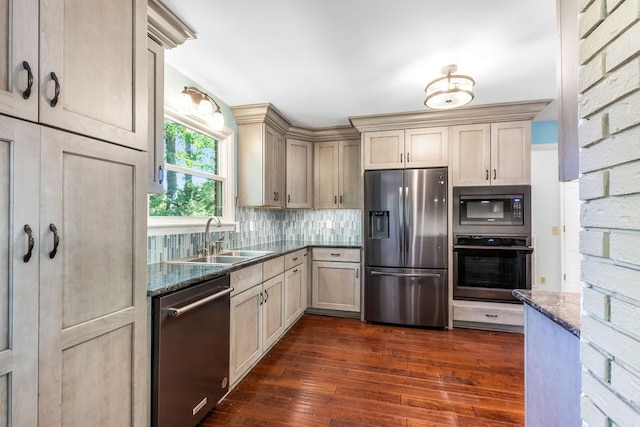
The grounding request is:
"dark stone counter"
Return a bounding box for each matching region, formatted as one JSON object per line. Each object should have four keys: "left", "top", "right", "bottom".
{"left": 512, "top": 290, "right": 581, "bottom": 337}
{"left": 148, "top": 240, "right": 361, "bottom": 297}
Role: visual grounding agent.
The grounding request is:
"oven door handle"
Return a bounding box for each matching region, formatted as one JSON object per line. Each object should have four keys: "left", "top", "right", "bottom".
{"left": 371, "top": 271, "right": 441, "bottom": 278}
{"left": 165, "top": 287, "right": 234, "bottom": 317}
{"left": 453, "top": 245, "right": 534, "bottom": 253}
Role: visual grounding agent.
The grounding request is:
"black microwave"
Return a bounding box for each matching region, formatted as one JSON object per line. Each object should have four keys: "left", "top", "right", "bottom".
{"left": 453, "top": 185, "right": 531, "bottom": 235}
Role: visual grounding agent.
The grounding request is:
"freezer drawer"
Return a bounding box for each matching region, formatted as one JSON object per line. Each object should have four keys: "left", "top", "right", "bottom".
{"left": 364, "top": 267, "right": 447, "bottom": 328}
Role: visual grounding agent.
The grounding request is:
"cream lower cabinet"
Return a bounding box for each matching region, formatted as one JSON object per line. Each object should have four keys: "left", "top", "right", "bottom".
{"left": 453, "top": 300, "right": 524, "bottom": 328}
{"left": 284, "top": 249, "right": 308, "bottom": 328}
{"left": 311, "top": 248, "right": 361, "bottom": 312}
{"left": 0, "top": 116, "right": 147, "bottom": 426}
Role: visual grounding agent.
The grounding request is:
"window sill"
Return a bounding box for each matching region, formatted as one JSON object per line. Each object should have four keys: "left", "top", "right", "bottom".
{"left": 147, "top": 218, "right": 237, "bottom": 236}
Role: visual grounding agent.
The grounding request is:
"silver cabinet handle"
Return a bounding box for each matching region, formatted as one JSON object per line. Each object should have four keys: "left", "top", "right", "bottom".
{"left": 165, "top": 287, "right": 233, "bottom": 317}
{"left": 371, "top": 271, "right": 440, "bottom": 278}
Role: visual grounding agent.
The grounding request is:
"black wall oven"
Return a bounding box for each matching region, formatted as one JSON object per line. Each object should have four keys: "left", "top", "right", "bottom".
{"left": 453, "top": 185, "right": 533, "bottom": 303}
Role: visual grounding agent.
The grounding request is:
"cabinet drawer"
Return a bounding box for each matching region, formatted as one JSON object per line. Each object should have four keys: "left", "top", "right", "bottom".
{"left": 263, "top": 256, "right": 284, "bottom": 280}
{"left": 230, "top": 263, "right": 263, "bottom": 296}
{"left": 312, "top": 248, "right": 360, "bottom": 263}
{"left": 284, "top": 249, "right": 306, "bottom": 270}
{"left": 453, "top": 302, "right": 524, "bottom": 326}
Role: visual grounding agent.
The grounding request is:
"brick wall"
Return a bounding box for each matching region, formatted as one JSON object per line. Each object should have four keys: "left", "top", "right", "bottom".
{"left": 578, "top": 0, "right": 640, "bottom": 424}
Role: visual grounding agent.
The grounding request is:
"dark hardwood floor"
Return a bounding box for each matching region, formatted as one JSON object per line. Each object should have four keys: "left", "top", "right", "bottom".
{"left": 200, "top": 314, "right": 524, "bottom": 426}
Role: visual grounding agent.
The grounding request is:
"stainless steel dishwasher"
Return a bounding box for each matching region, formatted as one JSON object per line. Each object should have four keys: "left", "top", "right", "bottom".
{"left": 151, "top": 275, "right": 232, "bottom": 427}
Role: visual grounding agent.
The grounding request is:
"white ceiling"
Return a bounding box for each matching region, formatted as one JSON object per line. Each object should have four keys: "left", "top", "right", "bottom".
{"left": 162, "top": 0, "right": 558, "bottom": 128}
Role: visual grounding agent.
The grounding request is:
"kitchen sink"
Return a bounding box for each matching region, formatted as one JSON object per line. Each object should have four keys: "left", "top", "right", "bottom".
{"left": 218, "top": 250, "right": 274, "bottom": 257}
{"left": 166, "top": 255, "right": 250, "bottom": 265}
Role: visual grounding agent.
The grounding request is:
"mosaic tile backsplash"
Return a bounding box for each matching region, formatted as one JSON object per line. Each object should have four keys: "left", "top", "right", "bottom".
{"left": 147, "top": 208, "right": 361, "bottom": 264}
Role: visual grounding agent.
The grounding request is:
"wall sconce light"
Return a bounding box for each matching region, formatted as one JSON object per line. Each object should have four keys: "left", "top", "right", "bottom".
{"left": 424, "top": 64, "right": 475, "bottom": 110}
{"left": 180, "top": 86, "right": 225, "bottom": 131}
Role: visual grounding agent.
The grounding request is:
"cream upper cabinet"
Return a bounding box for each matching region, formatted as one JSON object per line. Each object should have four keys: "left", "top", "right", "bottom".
{"left": 0, "top": 0, "right": 39, "bottom": 122}
{"left": 286, "top": 138, "right": 313, "bottom": 208}
{"left": 234, "top": 104, "right": 289, "bottom": 208}
{"left": 364, "top": 127, "right": 448, "bottom": 170}
{"left": 38, "top": 127, "right": 148, "bottom": 427}
{"left": 0, "top": 117, "right": 39, "bottom": 427}
{"left": 147, "top": 36, "right": 165, "bottom": 194}
{"left": 452, "top": 121, "right": 531, "bottom": 186}
{"left": 38, "top": 0, "right": 147, "bottom": 150}
{"left": 314, "top": 140, "right": 361, "bottom": 209}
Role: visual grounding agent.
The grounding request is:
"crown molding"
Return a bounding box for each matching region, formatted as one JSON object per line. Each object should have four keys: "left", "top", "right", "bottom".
{"left": 286, "top": 125, "right": 360, "bottom": 142}
{"left": 349, "top": 99, "right": 552, "bottom": 132}
{"left": 148, "top": 0, "right": 196, "bottom": 49}
{"left": 231, "top": 103, "right": 292, "bottom": 135}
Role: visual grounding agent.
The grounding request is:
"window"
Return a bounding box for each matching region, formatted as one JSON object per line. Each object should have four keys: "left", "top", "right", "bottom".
{"left": 148, "top": 111, "right": 235, "bottom": 234}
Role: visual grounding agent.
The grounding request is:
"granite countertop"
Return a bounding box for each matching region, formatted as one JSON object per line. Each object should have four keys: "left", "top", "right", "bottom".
{"left": 148, "top": 240, "right": 361, "bottom": 297}
{"left": 512, "top": 290, "right": 581, "bottom": 337}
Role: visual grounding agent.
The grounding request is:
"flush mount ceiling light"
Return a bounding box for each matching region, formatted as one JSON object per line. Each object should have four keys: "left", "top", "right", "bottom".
{"left": 424, "top": 64, "right": 475, "bottom": 110}
{"left": 180, "top": 86, "right": 225, "bottom": 131}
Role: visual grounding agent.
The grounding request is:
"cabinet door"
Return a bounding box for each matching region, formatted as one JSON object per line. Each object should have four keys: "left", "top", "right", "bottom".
{"left": 274, "top": 131, "right": 286, "bottom": 208}
{"left": 451, "top": 124, "right": 491, "bottom": 186}
{"left": 262, "top": 274, "right": 285, "bottom": 350}
{"left": 490, "top": 121, "right": 531, "bottom": 185}
{"left": 0, "top": 117, "right": 39, "bottom": 426}
{"left": 264, "top": 124, "right": 284, "bottom": 207}
{"left": 363, "top": 130, "right": 404, "bottom": 169}
{"left": 405, "top": 127, "right": 449, "bottom": 168}
{"left": 314, "top": 141, "right": 339, "bottom": 208}
{"left": 339, "top": 140, "right": 361, "bottom": 209}
{"left": 312, "top": 261, "right": 360, "bottom": 312}
{"left": 147, "top": 36, "right": 165, "bottom": 194}
{"left": 38, "top": 128, "right": 147, "bottom": 427}
{"left": 0, "top": 0, "right": 38, "bottom": 121}
{"left": 229, "top": 286, "right": 262, "bottom": 386}
{"left": 284, "top": 267, "right": 304, "bottom": 328}
{"left": 39, "top": 0, "right": 147, "bottom": 150}
{"left": 286, "top": 139, "right": 313, "bottom": 208}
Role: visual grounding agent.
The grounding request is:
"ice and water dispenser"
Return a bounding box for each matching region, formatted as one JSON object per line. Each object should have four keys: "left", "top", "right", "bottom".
{"left": 369, "top": 211, "right": 389, "bottom": 239}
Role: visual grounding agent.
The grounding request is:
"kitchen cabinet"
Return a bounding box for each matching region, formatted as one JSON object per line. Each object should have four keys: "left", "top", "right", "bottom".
{"left": 286, "top": 139, "right": 313, "bottom": 208}
{"left": 0, "top": 0, "right": 147, "bottom": 150}
{"left": 311, "top": 248, "right": 361, "bottom": 312}
{"left": 452, "top": 121, "right": 531, "bottom": 186}
{"left": 314, "top": 140, "right": 361, "bottom": 209}
{"left": 0, "top": 116, "right": 147, "bottom": 426}
{"left": 147, "top": 36, "right": 165, "bottom": 194}
{"left": 0, "top": 117, "right": 39, "bottom": 426}
{"left": 453, "top": 300, "right": 524, "bottom": 329}
{"left": 363, "top": 127, "right": 448, "bottom": 170}
{"left": 284, "top": 249, "right": 308, "bottom": 328}
{"left": 234, "top": 104, "right": 289, "bottom": 208}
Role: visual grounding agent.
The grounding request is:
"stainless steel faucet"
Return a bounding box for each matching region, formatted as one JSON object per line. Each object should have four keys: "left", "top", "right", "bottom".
{"left": 203, "top": 216, "right": 222, "bottom": 255}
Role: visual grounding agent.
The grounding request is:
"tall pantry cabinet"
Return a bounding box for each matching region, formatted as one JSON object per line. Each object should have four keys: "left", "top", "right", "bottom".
{"left": 0, "top": 0, "right": 148, "bottom": 426}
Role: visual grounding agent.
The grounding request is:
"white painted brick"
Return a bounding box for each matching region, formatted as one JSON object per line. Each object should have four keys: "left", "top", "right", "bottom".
{"left": 610, "top": 231, "right": 640, "bottom": 264}
{"left": 581, "top": 371, "right": 640, "bottom": 425}
{"left": 611, "top": 361, "right": 640, "bottom": 409}
{"left": 580, "top": 0, "right": 607, "bottom": 38}
{"left": 580, "top": 127, "right": 640, "bottom": 173}
{"left": 579, "top": 0, "right": 640, "bottom": 64}
{"left": 581, "top": 54, "right": 606, "bottom": 92}
{"left": 609, "top": 296, "right": 640, "bottom": 334}
{"left": 582, "top": 315, "right": 640, "bottom": 369}
{"left": 581, "top": 194, "right": 640, "bottom": 229}
{"left": 578, "top": 114, "right": 607, "bottom": 148}
{"left": 582, "top": 260, "right": 640, "bottom": 301}
{"left": 581, "top": 340, "right": 611, "bottom": 380}
{"left": 607, "top": 21, "right": 640, "bottom": 71}
{"left": 580, "top": 229, "right": 610, "bottom": 257}
{"left": 581, "top": 0, "right": 597, "bottom": 13}
{"left": 609, "top": 90, "right": 640, "bottom": 134}
{"left": 610, "top": 161, "right": 640, "bottom": 196}
{"left": 583, "top": 286, "right": 610, "bottom": 320}
{"left": 608, "top": 0, "right": 627, "bottom": 13}
{"left": 579, "top": 58, "right": 640, "bottom": 117}
{"left": 581, "top": 394, "right": 610, "bottom": 426}
{"left": 580, "top": 170, "right": 609, "bottom": 200}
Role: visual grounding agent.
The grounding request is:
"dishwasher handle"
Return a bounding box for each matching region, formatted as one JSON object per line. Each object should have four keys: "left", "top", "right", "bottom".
{"left": 165, "top": 287, "right": 234, "bottom": 317}
{"left": 370, "top": 271, "right": 441, "bottom": 278}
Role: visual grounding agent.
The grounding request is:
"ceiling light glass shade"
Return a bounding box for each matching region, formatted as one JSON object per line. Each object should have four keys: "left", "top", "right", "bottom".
{"left": 181, "top": 86, "right": 225, "bottom": 130}
{"left": 210, "top": 110, "right": 225, "bottom": 131}
{"left": 424, "top": 65, "right": 475, "bottom": 110}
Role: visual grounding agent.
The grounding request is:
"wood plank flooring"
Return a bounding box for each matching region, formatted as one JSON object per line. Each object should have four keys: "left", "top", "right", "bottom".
{"left": 199, "top": 314, "right": 524, "bottom": 426}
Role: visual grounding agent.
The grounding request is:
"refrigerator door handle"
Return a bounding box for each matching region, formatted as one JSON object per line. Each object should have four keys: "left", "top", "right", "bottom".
{"left": 398, "top": 186, "right": 404, "bottom": 256}
{"left": 370, "top": 271, "right": 441, "bottom": 278}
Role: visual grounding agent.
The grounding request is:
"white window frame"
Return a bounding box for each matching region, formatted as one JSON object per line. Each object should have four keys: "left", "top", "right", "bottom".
{"left": 148, "top": 105, "right": 236, "bottom": 235}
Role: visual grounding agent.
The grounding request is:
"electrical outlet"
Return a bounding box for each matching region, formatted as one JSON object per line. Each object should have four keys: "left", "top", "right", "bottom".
{"left": 540, "top": 276, "right": 546, "bottom": 285}
{"left": 551, "top": 226, "right": 559, "bottom": 235}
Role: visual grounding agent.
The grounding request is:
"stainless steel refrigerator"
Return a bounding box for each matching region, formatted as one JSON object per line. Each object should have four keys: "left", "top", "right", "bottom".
{"left": 364, "top": 168, "right": 448, "bottom": 328}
